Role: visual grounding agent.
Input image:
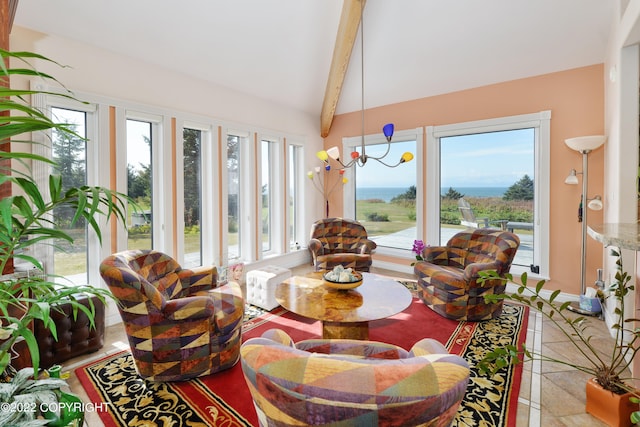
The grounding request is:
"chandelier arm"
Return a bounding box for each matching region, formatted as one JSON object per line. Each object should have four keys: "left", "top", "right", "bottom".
{"left": 369, "top": 156, "right": 405, "bottom": 168}
{"left": 366, "top": 142, "right": 392, "bottom": 161}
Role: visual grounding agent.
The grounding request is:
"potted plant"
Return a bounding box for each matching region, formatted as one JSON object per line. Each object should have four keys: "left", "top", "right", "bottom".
{"left": 479, "top": 247, "right": 639, "bottom": 427}
{"left": 0, "top": 49, "right": 130, "bottom": 423}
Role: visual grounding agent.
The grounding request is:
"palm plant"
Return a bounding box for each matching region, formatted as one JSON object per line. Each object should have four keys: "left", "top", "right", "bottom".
{"left": 0, "top": 48, "right": 129, "bottom": 379}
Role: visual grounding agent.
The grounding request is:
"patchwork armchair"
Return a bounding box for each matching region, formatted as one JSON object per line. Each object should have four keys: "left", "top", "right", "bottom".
{"left": 308, "top": 217, "right": 377, "bottom": 271}
{"left": 99, "top": 250, "right": 244, "bottom": 381}
{"left": 414, "top": 228, "right": 520, "bottom": 321}
{"left": 240, "top": 329, "right": 470, "bottom": 427}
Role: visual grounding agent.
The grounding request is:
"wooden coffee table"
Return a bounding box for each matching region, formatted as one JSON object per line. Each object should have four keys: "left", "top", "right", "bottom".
{"left": 275, "top": 272, "right": 412, "bottom": 339}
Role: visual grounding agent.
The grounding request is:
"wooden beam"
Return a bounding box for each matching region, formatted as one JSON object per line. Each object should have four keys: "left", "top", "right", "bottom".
{"left": 320, "top": 0, "right": 365, "bottom": 138}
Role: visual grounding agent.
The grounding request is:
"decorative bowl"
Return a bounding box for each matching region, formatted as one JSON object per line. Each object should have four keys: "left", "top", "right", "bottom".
{"left": 322, "top": 271, "right": 363, "bottom": 290}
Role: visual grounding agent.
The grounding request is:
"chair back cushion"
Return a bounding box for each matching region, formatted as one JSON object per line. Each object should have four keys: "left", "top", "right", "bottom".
{"left": 447, "top": 228, "right": 520, "bottom": 274}
{"left": 310, "top": 217, "right": 369, "bottom": 255}
{"left": 99, "top": 250, "right": 182, "bottom": 315}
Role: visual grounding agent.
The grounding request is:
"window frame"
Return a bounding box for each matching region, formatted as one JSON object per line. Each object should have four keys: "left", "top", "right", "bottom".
{"left": 31, "top": 86, "right": 103, "bottom": 287}
{"left": 342, "top": 127, "right": 424, "bottom": 258}
{"left": 426, "top": 111, "right": 551, "bottom": 278}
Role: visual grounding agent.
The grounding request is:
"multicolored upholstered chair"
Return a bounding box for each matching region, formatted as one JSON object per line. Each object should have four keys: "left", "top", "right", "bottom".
{"left": 99, "top": 250, "right": 244, "bottom": 381}
{"left": 240, "top": 328, "right": 470, "bottom": 427}
{"left": 308, "top": 217, "right": 377, "bottom": 271}
{"left": 414, "top": 228, "right": 520, "bottom": 321}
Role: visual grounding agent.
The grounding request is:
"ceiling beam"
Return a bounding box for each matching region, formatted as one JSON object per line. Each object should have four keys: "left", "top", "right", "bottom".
{"left": 320, "top": 0, "right": 365, "bottom": 138}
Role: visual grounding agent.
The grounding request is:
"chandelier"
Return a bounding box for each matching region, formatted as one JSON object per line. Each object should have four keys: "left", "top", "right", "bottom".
{"left": 317, "top": 0, "right": 413, "bottom": 169}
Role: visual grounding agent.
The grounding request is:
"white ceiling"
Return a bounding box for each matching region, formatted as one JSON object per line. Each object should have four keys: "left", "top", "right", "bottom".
{"left": 13, "top": 0, "right": 613, "bottom": 118}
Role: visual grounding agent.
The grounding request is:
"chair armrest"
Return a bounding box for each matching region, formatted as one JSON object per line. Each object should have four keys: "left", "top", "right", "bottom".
{"left": 177, "top": 265, "right": 217, "bottom": 296}
{"left": 308, "top": 238, "right": 324, "bottom": 256}
{"left": 163, "top": 295, "right": 215, "bottom": 320}
{"left": 463, "top": 262, "right": 501, "bottom": 282}
{"left": 357, "top": 238, "right": 377, "bottom": 254}
{"left": 410, "top": 338, "right": 457, "bottom": 357}
{"left": 260, "top": 329, "right": 296, "bottom": 347}
{"left": 207, "top": 281, "right": 244, "bottom": 330}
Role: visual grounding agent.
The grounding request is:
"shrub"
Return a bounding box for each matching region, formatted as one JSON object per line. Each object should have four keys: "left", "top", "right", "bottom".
{"left": 365, "top": 212, "right": 389, "bottom": 222}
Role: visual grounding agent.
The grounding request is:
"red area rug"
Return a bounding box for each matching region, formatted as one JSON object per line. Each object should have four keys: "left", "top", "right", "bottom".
{"left": 76, "top": 298, "right": 527, "bottom": 427}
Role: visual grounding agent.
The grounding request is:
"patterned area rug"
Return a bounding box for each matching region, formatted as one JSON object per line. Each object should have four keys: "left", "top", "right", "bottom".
{"left": 76, "top": 281, "right": 527, "bottom": 427}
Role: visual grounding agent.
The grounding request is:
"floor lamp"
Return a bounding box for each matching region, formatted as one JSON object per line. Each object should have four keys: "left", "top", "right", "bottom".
{"left": 564, "top": 135, "right": 606, "bottom": 316}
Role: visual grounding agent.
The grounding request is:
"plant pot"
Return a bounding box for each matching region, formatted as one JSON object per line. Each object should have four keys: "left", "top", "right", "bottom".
{"left": 586, "top": 378, "right": 639, "bottom": 427}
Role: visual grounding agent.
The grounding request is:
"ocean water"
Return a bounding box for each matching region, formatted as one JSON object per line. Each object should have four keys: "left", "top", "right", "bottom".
{"left": 356, "top": 187, "right": 507, "bottom": 202}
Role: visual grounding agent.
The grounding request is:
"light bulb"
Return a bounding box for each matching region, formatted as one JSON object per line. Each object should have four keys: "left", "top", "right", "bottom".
{"left": 316, "top": 151, "right": 329, "bottom": 162}
{"left": 400, "top": 152, "right": 414, "bottom": 163}
{"left": 565, "top": 169, "right": 579, "bottom": 185}
{"left": 326, "top": 146, "right": 341, "bottom": 161}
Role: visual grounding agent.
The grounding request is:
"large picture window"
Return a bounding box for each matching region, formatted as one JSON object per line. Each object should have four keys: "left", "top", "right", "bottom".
{"left": 439, "top": 129, "right": 535, "bottom": 269}
{"left": 427, "top": 111, "right": 551, "bottom": 277}
{"left": 343, "top": 128, "right": 422, "bottom": 253}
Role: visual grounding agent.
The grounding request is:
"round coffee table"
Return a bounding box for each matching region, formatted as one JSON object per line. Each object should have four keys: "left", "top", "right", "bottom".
{"left": 275, "top": 272, "right": 412, "bottom": 339}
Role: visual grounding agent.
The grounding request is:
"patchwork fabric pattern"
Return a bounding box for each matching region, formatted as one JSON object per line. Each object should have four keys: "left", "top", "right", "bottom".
{"left": 240, "top": 329, "right": 470, "bottom": 427}
{"left": 414, "top": 228, "right": 520, "bottom": 321}
{"left": 100, "top": 250, "right": 244, "bottom": 381}
{"left": 308, "top": 217, "right": 377, "bottom": 272}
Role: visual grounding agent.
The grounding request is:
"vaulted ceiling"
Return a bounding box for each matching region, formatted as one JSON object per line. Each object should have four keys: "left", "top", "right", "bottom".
{"left": 14, "top": 0, "right": 613, "bottom": 136}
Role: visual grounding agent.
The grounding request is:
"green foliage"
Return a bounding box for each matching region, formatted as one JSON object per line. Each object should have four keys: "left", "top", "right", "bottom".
{"left": 390, "top": 185, "right": 416, "bottom": 203}
{"left": 440, "top": 196, "right": 533, "bottom": 225}
{"left": 0, "top": 49, "right": 131, "bottom": 378}
{"left": 478, "top": 248, "right": 640, "bottom": 417}
{"left": 442, "top": 187, "right": 464, "bottom": 199}
{"left": 365, "top": 212, "right": 389, "bottom": 222}
{"left": 503, "top": 175, "right": 534, "bottom": 200}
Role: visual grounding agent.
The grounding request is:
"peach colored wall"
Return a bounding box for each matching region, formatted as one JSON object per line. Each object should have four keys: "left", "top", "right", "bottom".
{"left": 324, "top": 65, "right": 605, "bottom": 295}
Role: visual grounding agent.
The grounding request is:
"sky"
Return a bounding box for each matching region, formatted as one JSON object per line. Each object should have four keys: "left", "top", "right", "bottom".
{"left": 354, "top": 128, "right": 535, "bottom": 188}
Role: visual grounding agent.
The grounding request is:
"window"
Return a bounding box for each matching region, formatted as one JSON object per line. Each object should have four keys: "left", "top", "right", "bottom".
{"left": 183, "top": 127, "right": 203, "bottom": 268}
{"left": 427, "top": 111, "right": 551, "bottom": 277}
{"left": 343, "top": 129, "right": 421, "bottom": 253}
{"left": 126, "top": 119, "right": 153, "bottom": 249}
{"left": 227, "top": 133, "right": 243, "bottom": 261}
{"left": 261, "top": 140, "right": 274, "bottom": 253}
{"left": 287, "top": 144, "right": 304, "bottom": 250}
{"left": 50, "top": 107, "right": 88, "bottom": 284}
{"left": 440, "top": 129, "right": 534, "bottom": 268}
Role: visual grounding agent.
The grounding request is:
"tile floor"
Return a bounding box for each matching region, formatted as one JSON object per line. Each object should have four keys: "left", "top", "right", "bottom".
{"left": 61, "top": 265, "right": 616, "bottom": 426}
